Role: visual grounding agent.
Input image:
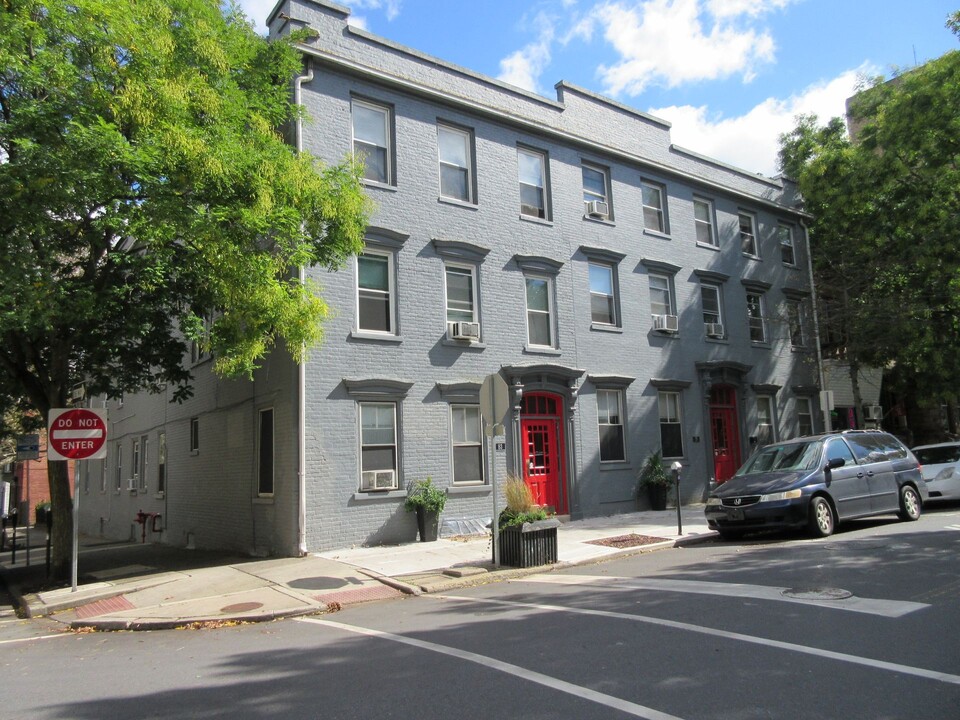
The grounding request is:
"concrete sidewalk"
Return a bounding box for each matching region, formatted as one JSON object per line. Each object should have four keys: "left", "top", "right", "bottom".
{"left": 0, "top": 507, "right": 715, "bottom": 631}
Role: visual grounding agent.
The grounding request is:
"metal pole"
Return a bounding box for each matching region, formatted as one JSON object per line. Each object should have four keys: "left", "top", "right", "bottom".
{"left": 672, "top": 462, "right": 682, "bottom": 536}
{"left": 491, "top": 434, "right": 499, "bottom": 567}
{"left": 71, "top": 460, "right": 79, "bottom": 592}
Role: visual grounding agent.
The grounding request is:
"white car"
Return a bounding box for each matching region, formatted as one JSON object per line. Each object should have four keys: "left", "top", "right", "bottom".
{"left": 912, "top": 442, "right": 960, "bottom": 501}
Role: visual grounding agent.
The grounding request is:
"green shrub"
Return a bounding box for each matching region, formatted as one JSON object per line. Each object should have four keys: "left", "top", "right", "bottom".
{"left": 403, "top": 478, "right": 447, "bottom": 514}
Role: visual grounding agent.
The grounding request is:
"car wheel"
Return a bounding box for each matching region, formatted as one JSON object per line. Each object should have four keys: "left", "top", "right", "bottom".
{"left": 718, "top": 529, "right": 744, "bottom": 541}
{"left": 808, "top": 496, "right": 834, "bottom": 538}
{"left": 898, "top": 485, "right": 922, "bottom": 521}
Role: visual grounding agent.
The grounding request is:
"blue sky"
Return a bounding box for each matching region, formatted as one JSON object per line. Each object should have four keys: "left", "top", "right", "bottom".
{"left": 241, "top": 0, "right": 958, "bottom": 175}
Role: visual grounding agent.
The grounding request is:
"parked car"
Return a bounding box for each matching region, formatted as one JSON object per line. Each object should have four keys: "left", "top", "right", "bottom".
{"left": 705, "top": 431, "right": 928, "bottom": 540}
{"left": 912, "top": 441, "right": 960, "bottom": 501}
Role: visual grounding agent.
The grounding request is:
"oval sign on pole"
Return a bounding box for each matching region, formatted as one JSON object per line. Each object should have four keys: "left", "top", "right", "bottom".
{"left": 480, "top": 372, "right": 510, "bottom": 437}
{"left": 47, "top": 408, "right": 108, "bottom": 461}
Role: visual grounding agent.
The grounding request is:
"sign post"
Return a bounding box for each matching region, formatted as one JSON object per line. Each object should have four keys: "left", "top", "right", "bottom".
{"left": 47, "top": 408, "right": 108, "bottom": 592}
{"left": 480, "top": 372, "right": 510, "bottom": 567}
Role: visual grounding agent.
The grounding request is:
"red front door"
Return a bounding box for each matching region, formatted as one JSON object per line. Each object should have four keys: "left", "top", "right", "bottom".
{"left": 710, "top": 386, "right": 741, "bottom": 484}
{"left": 520, "top": 393, "right": 567, "bottom": 514}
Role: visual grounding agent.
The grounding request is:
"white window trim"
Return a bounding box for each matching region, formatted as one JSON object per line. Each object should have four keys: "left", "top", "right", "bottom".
{"left": 524, "top": 274, "right": 556, "bottom": 349}
{"left": 356, "top": 250, "right": 397, "bottom": 336}
{"left": 756, "top": 395, "right": 777, "bottom": 446}
{"left": 797, "top": 397, "right": 814, "bottom": 436}
{"left": 648, "top": 273, "right": 675, "bottom": 319}
{"left": 788, "top": 300, "right": 805, "bottom": 347}
{"left": 693, "top": 196, "right": 717, "bottom": 247}
{"left": 438, "top": 124, "right": 473, "bottom": 203}
{"left": 641, "top": 180, "right": 668, "bottom": 235}
{"left": 779, "top": 223, "right": 797, "bottom": 266}
{"left": 658, "top": 390, "right": 685, "bottom": 459}
{"left": 451, "top": 404, "right": 485, "bottom": 485}
{"left": 597, "top": 389, "right": 626, "bottom": 463}
{"left": 588, "top": 261, "right": 618, "bottom": 327}
{"left": 739, "top": 212, "right": 759, "bottom": 258}
{"left": 701, "top": 283, "right": 723, "bottom": 327}
{"left": 189, "top": 417, "right": 199, "bottom": 454}
{"left": 358, "top": 402, "right": 399, "bottom": 491}
{"left": 582, "top": 162, "right": 610, "bottom": 217}
{"left": 443, "top": 261, "right": 479, "bottom": 330}
{"left": 258, "top": 408, "right": 275, "bottom": 497}
{"left": 352, "top": 98, "right": 392, "bottom": 185}
{"left": 518, "top": 147, "right": 548, "bottom": 220}
{"left": 747, "top": 292, "right": 766, "bottom": 343}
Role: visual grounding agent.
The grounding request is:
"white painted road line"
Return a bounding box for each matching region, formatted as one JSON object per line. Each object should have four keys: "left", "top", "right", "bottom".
{"left": 437, "top": 595, "right": 960, "bottom": 687}
{"left": 515, "top": 574, "right": 929, "bottom": 617}
{"left": 0, "top": 633, "right": 70, "bottom": 646}
{"left": 299, "top": 617, "right": 686, "bottom": 720}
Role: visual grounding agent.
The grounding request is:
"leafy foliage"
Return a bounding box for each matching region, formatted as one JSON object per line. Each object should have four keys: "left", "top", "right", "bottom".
{"left": 637, "top": 451, "right": 671, "bottom": 489}
{"left": 498, "top": 475, "right": 548, "bottom": 529}
{"left": 778, "top": 23, "right": 960, "bottom": 406}
{"left": 0, "top": 0, "right": 370, "bottom": 579}
{"left": 403, "top": 478, "right": 447, "bottom": 515}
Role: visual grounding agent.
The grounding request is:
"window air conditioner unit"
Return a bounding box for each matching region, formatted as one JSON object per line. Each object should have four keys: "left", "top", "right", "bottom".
{"left": 451, "top": 321, "right": 480, "bottom": 340}
{"left": 127, "top": 478, "right": 137, "bottom": 491}
{"left": 863, "top": 405, "right": 883, "bottom": 422}
{"left": 653, "top": 314, "right": 679, "bottom": 333}
{"left": 361, "top": 469, "right": 397, "bottom": 491}
{"left": 706, "top": 323, "right": 725, "bottom": 338}
{"left": 69, "top": 383, "right": 86, "bottom": 404}
{"left": 585, "top": 200, "right": 609, "bottom": 218}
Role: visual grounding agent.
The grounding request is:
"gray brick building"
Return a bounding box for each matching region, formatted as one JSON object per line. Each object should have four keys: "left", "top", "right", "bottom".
{"left": 78, "top": 0, "right": 822, "bottom": 556}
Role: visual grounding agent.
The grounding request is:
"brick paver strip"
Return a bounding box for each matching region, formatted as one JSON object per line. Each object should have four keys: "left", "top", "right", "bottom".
{"left": 75, "top": 595, "right": 135, "bottom": 619}
{"left": 316, "top": 585, "right": 402, "bottom": 606}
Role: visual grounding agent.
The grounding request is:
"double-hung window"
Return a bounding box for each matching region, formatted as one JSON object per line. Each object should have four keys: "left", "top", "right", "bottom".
{"left": 589, "top": 262, "right": 617, "bottom": 326}
{"left": 258, "top": 408, "right": 274, "bottom": 496}
{"left": 157, "top": 432, "right": 166, "bottom": 495}
{"left": 115, "top": 443, "right": 123, "bottom": 492}
{"left": 352, "top": 99, "right": 392, "bottom": 184}
{"left": 360, "top": 403, "right": 398, "bottom": 491}
{"left": 451, "top": 405, "right": 484, "bottom": 483}
{"left": 739, "top": 212, "right": 758, "bottom": 256}
{"left": 525, "top": 275, "right": 555, "bottom": 347}
{"left": 357, "top": 251, "right": 394, "bottom": 334}
{"left": 582, "top": 163, "right": 610, "bottom": 218}
{"left": 649, "top": 274, "right": 673, "bottom": 318}
{"left": 658, "top": 391, "right": 684, "bottom": 459}
{"left": 189, "top": 417, "right": 199, "bottom": 453}
{"left": 778, "top": 223, "right": 796, "bottom": 266}
{"left": 694, "top": 197, "right": 716, "bottom": 246}
{"left": 642, "top": 181, "right": 667, "bottom": 233}
{"left": 597, "top": 389, "right": 625, "bottom": 462}
{"left": 796, "top": 397, "right": 813, "bottom": 437}
{"left": 438, "top": 124, "right": 473, "bottom": 202}
{"left": 787, "top": 300, "right": 804, "bottom": 347}
{"left": 701, "top": 284, "right": 723, "bottom": 337}
{"left": 518, "top": 147, "right": 548, "bottom": 219}
{"left": 746, "top": 292, "right": 766, "bottom": 343}
{"left": 756, "top": 396, "right": 776, "bottom": 447}
{"left": 445, "top": 264, "right": 477, "bottom": 325}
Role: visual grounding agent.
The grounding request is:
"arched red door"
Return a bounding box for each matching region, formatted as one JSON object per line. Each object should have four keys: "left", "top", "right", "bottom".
{"left": 519, "top": 393, "right": 567, "bottom": 514}
{"left": 710, "top": 385, "right": 741, "bottom": 484}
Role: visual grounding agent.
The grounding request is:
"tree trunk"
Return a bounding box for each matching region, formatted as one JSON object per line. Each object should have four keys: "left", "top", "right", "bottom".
{"left": 47, "top": 454, "right": 73, "bottom": 582}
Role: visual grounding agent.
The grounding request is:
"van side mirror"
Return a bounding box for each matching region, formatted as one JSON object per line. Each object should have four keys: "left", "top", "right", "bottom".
{"left": 825, "top": 457, "right": 845, "bottom": 471}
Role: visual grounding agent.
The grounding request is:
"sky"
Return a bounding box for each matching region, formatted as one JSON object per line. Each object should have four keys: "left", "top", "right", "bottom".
{"left": 239, "top": 0, "right": 959, "bottom": 176}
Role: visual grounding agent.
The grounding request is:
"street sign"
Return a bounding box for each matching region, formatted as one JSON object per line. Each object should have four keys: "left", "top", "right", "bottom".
{"left": 16, "top": 434, "right": 40, "bottom": 461}
{"left": 480, "top": 371, "right": 510, "bottom": 437}
{"left": 47, "top": 408, "right": 108, "bottom": 461}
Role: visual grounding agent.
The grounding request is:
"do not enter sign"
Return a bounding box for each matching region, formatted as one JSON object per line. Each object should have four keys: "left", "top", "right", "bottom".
{"left": 48, "top": 408, "right": 108, "bottom": 461}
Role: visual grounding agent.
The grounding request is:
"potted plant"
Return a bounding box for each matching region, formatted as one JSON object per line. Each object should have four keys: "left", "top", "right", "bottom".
{"left": 496, "top": 476, "right": 560, "bottom": 567}
{"left": 404, "top": 477, "right": 446, "bottom": 542}
{"left": 638, "top": 451, "right": 672, "bottom": 511}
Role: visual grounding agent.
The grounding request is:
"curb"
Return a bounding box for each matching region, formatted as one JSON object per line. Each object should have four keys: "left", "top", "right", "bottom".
{"left": 68, "top": 604, "right": 329, "bottom": 631}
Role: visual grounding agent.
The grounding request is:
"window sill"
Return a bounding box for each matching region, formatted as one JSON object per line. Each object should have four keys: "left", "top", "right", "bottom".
{"left": 448, "top": 484, "right": 492, "bottom": 496}
{"left": 190, "top": 450, "right": 199, "bottom": 457}
{"left": 351, "top": 489, "right": 407, "bottom": 502}
{"left": 350, "top": 331, "right": 403, "bottom": 344}
{"left": 704, "top": 336, "right": 728, "bottom": 343}
{"left": 154, "top": 492, "right": 165, "bottom": 500}
{"left": 643, "top": 229, "right": 672, "bottom": 241}
{"left": 524, "top": 345, "right": 562, "bottom": 356}
{"left": 519, "top": 214, "right": 553, "bottom": 227}
{"left": 361, "top": 180, "right": 397, "bottom": 192}
{"left": 438, "top": 196, "right": 478, "bottom": 210}
{"left": 599, "top": 460, "right": 630, "bottom": 470}
{"left": 253, "top": 496, "right": 274, "bottom": 505}
{"left": 590, "top": 323, "right": 623, "bottom": 334}
{"left": 750, "top": 341, "right": 772, "bottom": 349}
{"left": 441, "top": 338, "right": 487, "bottom": 350}
{"left": 696, "top": 241, "right": 720, "bottom": 252}
{"left": 582, "top": 214, "right": 615, "bottom": 226}
{"left": 741, "top": 253, "right": 762, "bottom": 261}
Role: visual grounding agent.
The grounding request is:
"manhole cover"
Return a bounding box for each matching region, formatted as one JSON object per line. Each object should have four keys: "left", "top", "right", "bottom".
{"left": 781, "top": 587, "right": 852, "bottom": 600}
{"left": 220, "top": 601, "right": 264, "bottom": 613}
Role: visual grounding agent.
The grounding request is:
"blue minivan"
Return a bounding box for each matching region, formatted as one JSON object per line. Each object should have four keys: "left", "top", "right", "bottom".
{"left": 705, "top": 430, "right": 928, "bottom": 540}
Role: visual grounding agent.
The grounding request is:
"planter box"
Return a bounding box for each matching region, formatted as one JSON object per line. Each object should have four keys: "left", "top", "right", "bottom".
{"left": 415, "top": 507, "right": 440, "bottom": 542}
{"left": 496, "top": 518, "right": 560, "bottom": 568}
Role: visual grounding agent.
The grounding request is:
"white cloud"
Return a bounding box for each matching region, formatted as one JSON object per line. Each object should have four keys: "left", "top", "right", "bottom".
{"left": 648, "top": 65, "right": 875, "bottom": 175}
{"left": 497, "top": 14, "right": 556, "bottom": 93}
{"left": 236, "top": 0, "right": 400, "bottom": 33}
{"left": 595, "top": 0, "right": 785, "bottom": 95}
{"left": 347, "top": 0, "right": 403, "bottom": 21}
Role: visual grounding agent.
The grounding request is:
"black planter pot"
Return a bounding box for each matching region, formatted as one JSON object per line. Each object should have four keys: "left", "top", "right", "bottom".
{"left": 496, "top": 519, "right": 560, "bottom": 568}
{"left": 646, "top": 484, "right": 669, "bottom": 511}
{"left": 415, "top": 507, "right": 439, "bottom": 542}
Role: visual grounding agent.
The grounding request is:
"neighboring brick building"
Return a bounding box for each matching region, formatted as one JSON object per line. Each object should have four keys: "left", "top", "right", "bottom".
{"left": 78, "top": 0, "right": 822, "bottom": 556}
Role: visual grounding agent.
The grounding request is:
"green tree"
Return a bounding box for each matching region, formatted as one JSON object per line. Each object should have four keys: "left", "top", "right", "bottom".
{"left": 779, "top": 21, "right": 960, "bottom": 434}
{"left": 0, "top": 0, "right": 370, "bottom": 580}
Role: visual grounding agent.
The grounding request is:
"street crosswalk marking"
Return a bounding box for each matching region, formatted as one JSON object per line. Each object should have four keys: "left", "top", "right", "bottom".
{"left": 436, "top": 594, "right": 960, "bottom": 687}
{"left": 946, "top": 524, "right": 960, "bottom": 531}
{"left": 299, "top": 616, "right": 686, "bottom": 720}
{"left": 513, "top": 574, "right": 929, "bottom": 617}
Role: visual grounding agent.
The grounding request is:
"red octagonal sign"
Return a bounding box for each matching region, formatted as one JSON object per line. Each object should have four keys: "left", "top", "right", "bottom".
{"left": 48, "top": 408, "right": 108, "bottom": 461}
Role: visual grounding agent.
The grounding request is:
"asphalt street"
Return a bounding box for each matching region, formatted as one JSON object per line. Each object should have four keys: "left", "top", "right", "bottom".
{"left": 2, "top": 504, "right": 959, "bottom": 720}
